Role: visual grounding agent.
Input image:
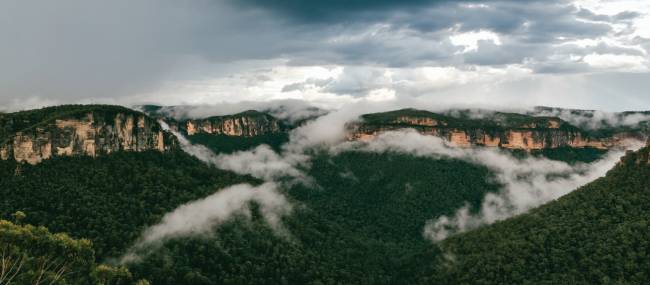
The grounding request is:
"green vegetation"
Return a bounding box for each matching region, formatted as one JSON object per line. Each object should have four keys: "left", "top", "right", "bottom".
{"left": 3, "top": 140, "right": 648, "bottom": 284}
{"left": 126, "top": 151, "right": 501, "bottom": 284}
{"left": 0, "top": 217, "right": 143, "bottom": 284}
{"left": 180, "top": 109, "right": 291, "bottom": 152}
{"left": 186, "top": 132, "right": 290, "bottom": 153}
{"left": 0, "top": 148, "right": 501, "bottom": 284}
{"left": 2, "top": 105, "right": 650, "bottom": 284}
{"left": 0, "top": 104, "right": 153, "bottom": 144}
{"left": 508, "top": 146, "right": 608, "bottom": 164}
{"left": 433, "top": 147, "right": 650, "bottom": 284}
{"left": 0, "top": 150, "right": 253, "bottom": 259}
{"left": 361, "top": 108, "right": 579, "bottom": 131}
{"left": 532, "top": 106, "right": 650, "bottom": 138}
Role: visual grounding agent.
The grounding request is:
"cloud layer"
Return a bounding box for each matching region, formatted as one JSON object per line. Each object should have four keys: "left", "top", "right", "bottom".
{"left": 120, "top": 182, "right": 291, "bottom": 263}
{"left": 129, "top": 103, "right": 646, "bottom": 264}
{"left": 1, "top": 0, "right": 649, "bottom": 111}
{"left": 331, "top": 130, "right": 639, "bottom": 241}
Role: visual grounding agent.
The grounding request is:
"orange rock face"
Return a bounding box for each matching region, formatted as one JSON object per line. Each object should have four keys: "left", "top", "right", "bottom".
{"left": 392, "top": 116, "right": 441, "bottom": 127}
{"left": 1, "top": 112, "right": 172, "bottom": 165}
{"left": 449, "top": 130, "right": 472, "bottom": 148}
{"left": 501, "top": 131, "right": 545, "bottom": 150}
{"left": 346, "top": 122, "right": 624, "bottom": 151}
{"left": 185, "top": 115, "right": 282, "bottom": 137}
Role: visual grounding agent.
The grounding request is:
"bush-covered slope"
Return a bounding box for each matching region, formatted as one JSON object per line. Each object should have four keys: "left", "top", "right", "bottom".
{"left": 0, "top": 218, "right": 143, "bottom": 284}
{"left": 0, "top": 104, "right": 145, "bottom": 142}
{"left": 360, "top": 108, "right": 577, "bottom": 130}
{"left": 1, "top": 148, "right": 501, "bottom": 284}
{"left": 125, "top": 151, "right": 501, "bottom": 284}
{"left": 0, "top": 150, "right": 253, "bottom": 259}
{"left": 186, "top": 132, "right": 289, "bottom": 153}
{"left": 435, "top": 147, "right": 650, "bottom": 284}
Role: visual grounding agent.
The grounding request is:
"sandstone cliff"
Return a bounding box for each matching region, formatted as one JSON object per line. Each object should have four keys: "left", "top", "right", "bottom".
{"left": 0, "top": 105, "right": 176, "bottom": 164}
{"left": 181, "top": 110, "right": 284, "bottom": 137}
{"left": 347, "top": 109, "right": 641, "bottom": 150}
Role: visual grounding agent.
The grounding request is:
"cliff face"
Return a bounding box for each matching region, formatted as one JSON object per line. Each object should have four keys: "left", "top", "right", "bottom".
{"left": 0, "top": 106, "right": 176, "bottom": 164}
{"left": 182, "top": 111, "right": 283, "bottom": 137}
{"left": 347, "top": 110, "right": 639, "bottom": 150}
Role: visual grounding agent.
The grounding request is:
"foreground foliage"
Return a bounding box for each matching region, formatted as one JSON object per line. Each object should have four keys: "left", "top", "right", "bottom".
{"left": 0, "top": 218, "right": 140, "bottom": 284}
{"left": 0, "top": 150, "right": 252, "bottom": 259}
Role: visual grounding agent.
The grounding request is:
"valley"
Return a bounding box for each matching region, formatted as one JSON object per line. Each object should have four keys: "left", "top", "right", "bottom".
{"left": 2, "top": 104, "right": 649, "bottom": 284}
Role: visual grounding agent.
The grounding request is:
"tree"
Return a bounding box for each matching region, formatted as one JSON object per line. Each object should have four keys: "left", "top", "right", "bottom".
{"left": 11, "top": 211, "right": 25, "bottom": 225}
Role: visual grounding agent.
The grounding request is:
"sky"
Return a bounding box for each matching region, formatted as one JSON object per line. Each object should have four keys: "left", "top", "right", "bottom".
{"left": 1, "top": 0, "right": 650, "bottom": 112}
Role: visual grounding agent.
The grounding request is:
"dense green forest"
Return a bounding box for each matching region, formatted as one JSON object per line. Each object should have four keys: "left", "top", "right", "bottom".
{"left": 1, "top": 148, "right": 502, "bottom": 284}
{"left": 1, "top": 132, "right": 625, "bottom": 284}
{"left": 186, "top": 133, "right": 289, "bottom": 154}
{"left": 0, "top": 217, "right": 146, "bottom": 284}
{"left": 361, "top": 108, "right": 580, "bottom": 131}
{"left": 0, "top": 150, "right": 253, "bottom": 260}
{"left": 2, "top": 105, "right": 648, "bottom": 284}
{"left": 433, "top": 147, "right": 650, "bottom": 284}
{"left": 0, "top": 104, "right": 147, "bottom": 144}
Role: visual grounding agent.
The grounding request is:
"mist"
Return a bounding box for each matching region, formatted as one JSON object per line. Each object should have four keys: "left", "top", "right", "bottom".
{"left": 146, "top": 99, "right": 330, "bottom": 124}
{"left": 332, "top": 130, "right": 641, "bottom": 241}
{"left": 120, "top": 182, "right": 291, "bottom": 263}
{"left": 117, "top": 121, "right": 298, "bottom": 264}
{"left": 150, "top": 103, "right": 644, "bottom": 256}
{"left": 529, "top": 107, "right": 650, "bottom": 130}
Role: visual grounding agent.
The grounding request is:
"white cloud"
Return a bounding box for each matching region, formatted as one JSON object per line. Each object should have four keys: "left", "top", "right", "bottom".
{"left": 449, "top": 30, "right": 502, "bottom": 53}
{"left": 330, "top": 129, "right": 642, "bottom": 241}
{"left": 216, "top": 145, "right": 309, "bottom": 183}
{"left": 583, "top": 53, "right": 648, "bottom": 71}
{"left": 120, "top": 182, "right": 291, "bottom": 263}
{"left": 529, "top": 106, "right": 650, "bottom": 129}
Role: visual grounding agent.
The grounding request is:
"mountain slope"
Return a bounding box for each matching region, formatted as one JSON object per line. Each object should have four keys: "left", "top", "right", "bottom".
{"left": 179, "top": 110, "right": 290, "bottom": 153}
{"left": 141, "top": 105, "right": 291, "bottom": 153}
{"left": 3, "top": 104, "right": 649, "bottom": 284}
{"left": 0, "top": 219, "right": 140, "bottom": 284}
{"left": 435, "top": 145, "right": 650, "bottom": 284}
{"left": 0, "top": 150, "right": 253, "bottom": 259}
{"left": 0, "top": 105, "right": 176, "bottom": 164}
{"left": 127, "top": 151, "right": 501, "bottom": 284}
{"left": 347, "top": 108, "right": 644, "bottom": 151}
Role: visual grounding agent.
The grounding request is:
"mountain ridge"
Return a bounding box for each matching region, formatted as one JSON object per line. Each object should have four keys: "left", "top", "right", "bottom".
{"left": 433, "top": 139, "right": 650, "bottom": 284}
{"left": 0, "top": 105, "right": 177, "bottom": 164}
{"left": 346, "top": 108, "right": 647, "bottom": 151}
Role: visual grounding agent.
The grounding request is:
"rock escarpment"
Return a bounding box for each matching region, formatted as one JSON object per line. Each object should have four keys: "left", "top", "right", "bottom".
{"left": 0, "top": 105, "right": 176, "bottom": 164}
{"left": 346, "top": 109, "right": 641, "bottom": 150}
{"left": 181, "top": 110, "right": 284, "bottom": 137}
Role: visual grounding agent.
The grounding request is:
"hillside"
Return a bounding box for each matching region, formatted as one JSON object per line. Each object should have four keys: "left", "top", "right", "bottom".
{"left": 347, "top": 108, "right": 645, "bottom": 151}
{"left": 0, "top": 218, "right": 144, "bottom": 284}
{"left": 0, "top": 150, "right": 253, "bottom": 259}
{"left": 0, "top": 105, "right": 176, "bottom": 164}
{"left": 0, "top": 143, "right": 501, "bottom": 284}
{"left": 434, "top": 144, "right": 650, "bottom": 284}
{"left": 2, "top": 104, "right": 649, "bottom": 284}
{"left": 179, "top": 110, "right": 289, "bottom": 153}
{"left": 140, "top": 105, "right": 291, "bottom": 153}
{"left": 531, "top": 106, "right": 650, "bottom": 138}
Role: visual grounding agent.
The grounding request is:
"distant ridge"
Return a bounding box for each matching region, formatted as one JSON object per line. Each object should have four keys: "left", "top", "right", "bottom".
{"left": 0, "top": 105, "right": 177, "bottom": 164}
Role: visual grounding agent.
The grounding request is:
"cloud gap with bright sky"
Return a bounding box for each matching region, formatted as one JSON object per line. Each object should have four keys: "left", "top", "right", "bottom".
{"left": 1, "top": 0, "right": 649, "bottom": 111}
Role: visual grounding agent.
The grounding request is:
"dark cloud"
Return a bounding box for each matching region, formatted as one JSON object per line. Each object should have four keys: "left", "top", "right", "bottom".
{"left": 232, "top": 0, "right": 454, "bottom": 23}
{"left": 0, "top": 0, "right": 647, "bottom": 109}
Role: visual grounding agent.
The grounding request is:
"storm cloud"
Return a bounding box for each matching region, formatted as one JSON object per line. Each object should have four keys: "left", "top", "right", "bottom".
{"left": 1, "top": 0, "right": 649, "bottom": 111}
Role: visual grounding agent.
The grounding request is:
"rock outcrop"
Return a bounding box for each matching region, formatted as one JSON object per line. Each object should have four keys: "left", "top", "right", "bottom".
{"left": 182, "top": 110, "right": 284, "bottom": 137}
{"left": 0, "top": 105, "right": 176, "bottom": 164}
{"left": 346, "top": 109, "right": 642, "bottom": 150}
